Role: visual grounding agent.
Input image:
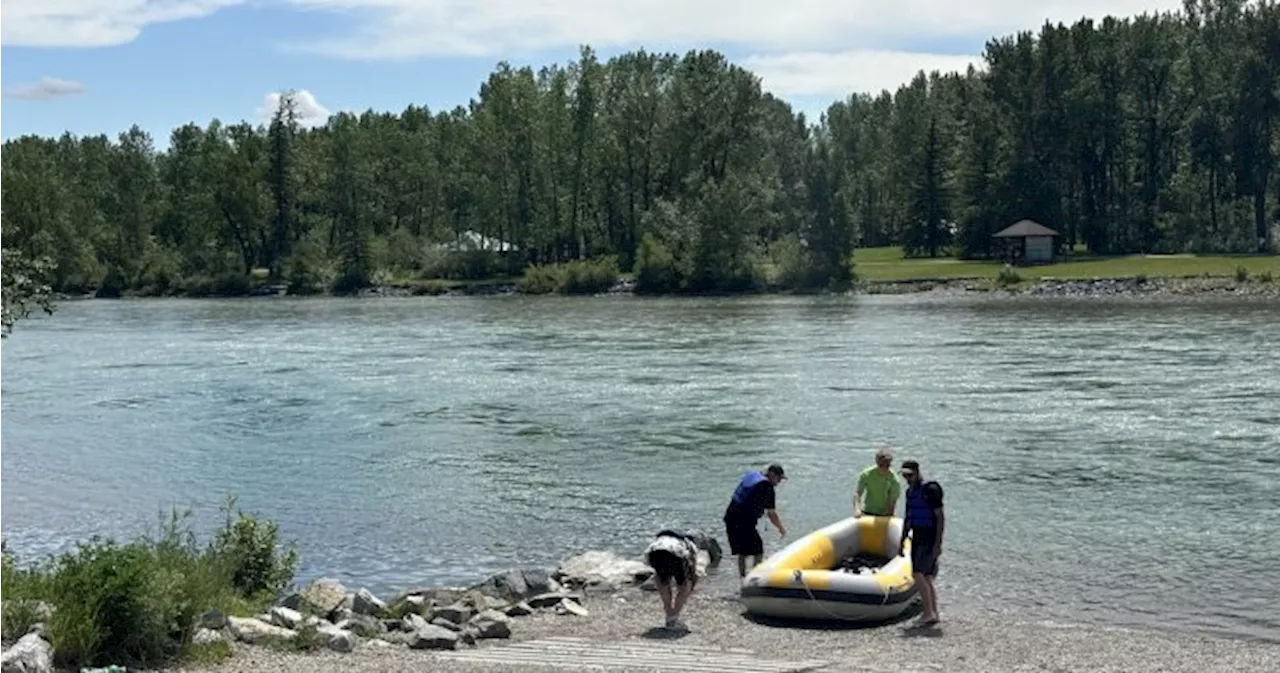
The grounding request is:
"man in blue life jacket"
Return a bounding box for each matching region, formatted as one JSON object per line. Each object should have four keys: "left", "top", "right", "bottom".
{"left": 723, "top": 464, "right": 787, "bottom": 577}
{"left": 898, "top": 460, "right": 945, "bottom": 626}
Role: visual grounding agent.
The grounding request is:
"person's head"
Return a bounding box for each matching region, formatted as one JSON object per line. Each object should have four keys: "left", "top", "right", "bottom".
{"left": 765, "top": 463, "right": 786, "bottom": 485}
{"left": 900, "top": 460, "right": 921, "bottom": 485}
{"left": 874, "top": 446, "right": 894, "bottom": 472}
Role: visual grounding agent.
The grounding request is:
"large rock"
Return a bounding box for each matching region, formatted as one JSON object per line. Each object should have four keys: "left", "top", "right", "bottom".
{"left": 468, "top": 609, "right": 512, "bottom": 639}
{"left": 269, "top": 606, "right": 304, "bottom": 629}
{"left": 555, "top": 598, "right": 589, "bottom": 617}
{"left": 520, "top": 569, "right": 559, "bottom": 596}
{"left": 192, "top": 628, "right": 226, "bottom": 646}
{"left": 469, "top": 569, "right": 527, "bottom": 600}
{"left": 352, "top": 588, "right": 386, "bottom": 616}
{"left": 200, "top": 609, "right": 228, "bottom": 630}
{"left": 227, "top": 616, "right": 296, "bottom": 644}
{"left": 407, "top": 625, "right": 459, "bottom": 650}
{"left": 401, "top": 613, "right": 430, "bottom": 633}
{"left": 430, "top": 617, "right": 462, "bottom": 632}
{"left": 431, "top": 602, "right": 473, "bottom": 625}
{"left": 1, "top": 632, "right": 53, "bottom": 673}
{"left": 555, "top": 551, "right": 653, "bottom": 591}
{"left": 299, "top": 578, "right": 348, "bottom": 616}
{"left": 316, "top": 623, "right": 356, "bottom": 653}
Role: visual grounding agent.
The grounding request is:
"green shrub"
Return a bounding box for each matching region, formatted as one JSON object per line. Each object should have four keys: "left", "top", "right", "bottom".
{"left": 518, "top": 264, "right": 565, "bottom": 295}
{"left": 634, "top": 234, "right": 681, "bottom": 294}
{"left": 1235, "top": 265, "right": 1250, "bottom": 283}
{"left": 996, "top": 264, "right": 1022, "bottom": 287}
{"left": 561, "top": 257, "right": 619, "bottom": 295}
{"left": 518, "top": 258, "right": 619, "bottom": 295}
{"left": 209, "top": 494, "right": 298, "bottom": 600}
{"left": 0, "top": 496, "right": 297, "bottom": 669}
{"left": 1259, "top": 271, "right": 1274, "bottom": 283}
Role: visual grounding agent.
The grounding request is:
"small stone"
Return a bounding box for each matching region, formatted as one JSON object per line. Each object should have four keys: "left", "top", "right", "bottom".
{"left": 555, "top": 598, "right": 589, "bottom": 617}
{"left": 324, "top": 629, "right": 356, "bottom": 653}
{"left": 279, "top": 592, "right": 303, "bottom": 610}
{"left": 461, "top": 629, "right": 477, "bottom": 646}
{"left": 0, "top": 632, "right": 53, "bottom": 673}
{"left": 366, "top": 638, "right": 393, "bottom": 648}
{"left": 352, "top": 588, "right": 386, "bottom": 616}
{"left": 200, "top": 609, "right": 227, "bottom": 630}
{"left": 527, "top": 592, "right": 572, "bottom": 609}
{"left": 408, "top": 625, "right": 459, "bottom": 650}
{"left": 269, "top": 606, "right": 304, "bottom": 629}
{"left": 469, "top": 609, "right": 512, "bottom": 639}
{"left": 192, "top": 628, "right": 226, "bottom": 646}
{"left": 337, "top": 613, "right": 386, "bottom": 637}
{"left": 504, "top": 602, "right": 534, "bottom": 617}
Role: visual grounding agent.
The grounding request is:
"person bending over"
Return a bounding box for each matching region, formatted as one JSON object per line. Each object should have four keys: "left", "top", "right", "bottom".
{"left": 643, "top": 529, "right": 700, "bottom": 629}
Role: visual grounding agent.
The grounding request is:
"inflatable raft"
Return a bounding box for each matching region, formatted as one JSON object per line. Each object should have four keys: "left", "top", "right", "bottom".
{"left": 740, "top": 515, "right": 919, "bottom": 621}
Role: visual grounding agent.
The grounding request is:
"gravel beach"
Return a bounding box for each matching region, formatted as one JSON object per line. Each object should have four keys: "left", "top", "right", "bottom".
{"left": 172, "top": 588, "right": 1279, "bottom": 673}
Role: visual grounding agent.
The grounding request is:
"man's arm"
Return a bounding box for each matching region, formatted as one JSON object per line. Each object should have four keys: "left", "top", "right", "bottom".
{"left": 853, "top": 472, "right": 865, "bottom": 515}
{"left": 934, "top": 507, "right": 945, "bottom": 556}
{"left": 766, "top": 509, "right": 786, "bottom": 537}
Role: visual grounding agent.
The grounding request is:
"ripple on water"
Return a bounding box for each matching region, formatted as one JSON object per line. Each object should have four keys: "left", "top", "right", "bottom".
{"left": 2, "top": 295, "right": 1279, "bottom": 642}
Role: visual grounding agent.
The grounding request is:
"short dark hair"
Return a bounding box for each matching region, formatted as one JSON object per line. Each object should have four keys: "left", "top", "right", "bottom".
{"left": 766, "top": 463, "right": 785, "bottom": 478}
{"left": 900, "top": 460, "right": 920, "bottom": 472}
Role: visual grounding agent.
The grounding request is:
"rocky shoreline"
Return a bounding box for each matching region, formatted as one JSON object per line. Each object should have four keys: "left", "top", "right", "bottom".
{"left": 0, "top": 543, "right": 713, "bottom": 673}
{"left": 49, "top": 273, "right": 1280, "bottom": 302}
{"left": 859, "top": 275, "right": 1280, "bottom": 298}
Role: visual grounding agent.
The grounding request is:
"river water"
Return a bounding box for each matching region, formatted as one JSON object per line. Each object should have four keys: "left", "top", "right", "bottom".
{"left": 2, "top": 295, "right": 1278, "bottom": 641}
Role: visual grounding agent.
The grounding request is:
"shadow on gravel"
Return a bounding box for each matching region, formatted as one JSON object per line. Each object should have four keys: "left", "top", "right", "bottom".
{"left": 641, "top": 626, "right": 692, "bottom": 640}
{"left": 899, "top": 622, "right": 944, "bottom": 638}
{"left": 738, "top": 602, "right": 924, "bottom": 632}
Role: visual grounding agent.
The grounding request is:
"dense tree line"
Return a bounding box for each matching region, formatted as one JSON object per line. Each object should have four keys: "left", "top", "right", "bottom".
{"left": 2, "top": 0, "right": 1278, "bottom": 301}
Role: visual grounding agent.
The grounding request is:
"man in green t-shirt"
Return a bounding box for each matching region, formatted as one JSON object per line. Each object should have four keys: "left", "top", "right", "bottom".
{"left": 854, "top": 446, "right": 902, "bottom": 517}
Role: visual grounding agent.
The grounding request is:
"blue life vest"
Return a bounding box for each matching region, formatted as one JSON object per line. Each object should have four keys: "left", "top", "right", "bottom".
{"left": 905, "top": 481, "right": 941, "bottom": 529}
{"left": 730, "top": 470, "right": 768, "bottom": 519}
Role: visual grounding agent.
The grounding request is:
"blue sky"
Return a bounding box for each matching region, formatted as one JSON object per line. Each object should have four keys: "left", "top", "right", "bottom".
{"left": 2, "top": 1, "right": 1181, "bottom": 148}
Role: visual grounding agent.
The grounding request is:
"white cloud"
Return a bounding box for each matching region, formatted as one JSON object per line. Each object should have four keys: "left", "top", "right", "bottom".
{"left": 742, "top": 51, "right": 983, "bottom": 98}
{"left": 281, "top": 0, "right": 1188, "bottom": 60}
{"left": 255, "top": 90, "right": 332, "bottom": 128}
{"left": 2, "top": 77, "right": 89, "bottom": 100}
{"left": 1, "top": 0, "right": 245, "bottom": 47}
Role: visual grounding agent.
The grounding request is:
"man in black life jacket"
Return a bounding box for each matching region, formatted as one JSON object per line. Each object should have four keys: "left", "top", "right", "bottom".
{"left": 722, "top": 464, "right": 787, "bottom": 577}
{"left": 899, "top": 460, "right": 945, "bottom": 626}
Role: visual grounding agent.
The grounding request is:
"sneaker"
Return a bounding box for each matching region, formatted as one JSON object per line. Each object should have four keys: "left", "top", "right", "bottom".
{"left": 664, "top": 615, "right": 677, "bottom": 629}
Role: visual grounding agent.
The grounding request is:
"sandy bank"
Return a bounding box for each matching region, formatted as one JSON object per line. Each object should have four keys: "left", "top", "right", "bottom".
{"left": 171, "top": 588, "right": 1278, "bottom": 673}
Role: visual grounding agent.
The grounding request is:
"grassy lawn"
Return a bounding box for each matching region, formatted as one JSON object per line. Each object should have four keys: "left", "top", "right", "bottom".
{"left": 853, "top": 247, "right": 1280, "bottom": 282}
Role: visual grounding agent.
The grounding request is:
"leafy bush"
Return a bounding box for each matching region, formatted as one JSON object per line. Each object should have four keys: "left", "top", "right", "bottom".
{"left": 1259, "top": 271, "right": 1274, "bottom": 283}
{"left": 209, "top": 494, "right": 299, "bottom": 600}
{"left": 518, "top": 257, "right": 619, "bottom": 295}
{"left": 634, "top": 234, "right": 681, "bottom": 294}
{"left": 518, "top": 264, "right": 564, "bottom": 295}
{"left": 0, "top": 496, "right": 297, "bottom": 669}
{"left": 184, "top": 272, "right": 252, "bottom": 297}
{"left": 1235, "top": 265, "right": 1250, "bottom": 283}
{"left": 561, "top": 257, "right": 619, "bottom": 295}
{"left": 996, "top": 264, "right": 1022, "bottom": 287}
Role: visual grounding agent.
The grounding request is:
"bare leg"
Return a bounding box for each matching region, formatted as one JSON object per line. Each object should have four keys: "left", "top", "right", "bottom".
{"left": 737, "top": 555, "right": 748, "bottom": 577}
{"left": 914, "top": 571, "right": 936, "bottom": 622}
{"left": 656, "top": 579, "right": 675, "bottom": 622}
{"left": 672, "top": 581, "right": 695, "bottom": 618}
{"left": 751, "top": 553, "right": 762, "bottom": 570}
{"left": 922, "top": 574, "right": 939, "bottom": 622}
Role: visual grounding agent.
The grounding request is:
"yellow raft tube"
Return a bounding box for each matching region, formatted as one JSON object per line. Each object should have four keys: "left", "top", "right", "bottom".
{"left": 740, "top": 515, "right": 919, "bottom": 621}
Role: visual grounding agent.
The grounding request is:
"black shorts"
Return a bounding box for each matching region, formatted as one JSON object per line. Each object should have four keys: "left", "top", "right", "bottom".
{"left": 724, "top": 517, "right": 763, "bottom": 557}
{"left": 647, "top": 549, "right": 695, "bottom": 586}
{"left": 910, "top": 527, "right": 940, "bottom": 577}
